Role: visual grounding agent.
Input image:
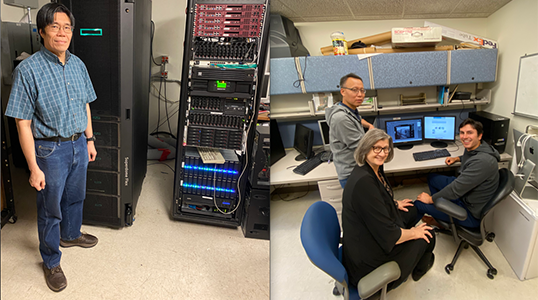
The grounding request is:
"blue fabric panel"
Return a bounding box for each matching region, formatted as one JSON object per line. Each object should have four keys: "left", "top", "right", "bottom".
{"left": 302, "top": 55, "right": 371, "bottom": 93}
{"left": 269, "top": 57, "right": 304, "bottom": 95}
{"left": 450, "top": 49, "right": 497, "bottom": 84}
{"left": 371, "top": 51, "right": 447, "bottom": 89}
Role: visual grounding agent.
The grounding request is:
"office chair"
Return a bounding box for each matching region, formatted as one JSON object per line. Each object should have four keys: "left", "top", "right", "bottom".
{"left": 433, "top": 168, "right": 515, "bottom": 279}
{"left": 300, "top": 201, "right": 401, "bottom": 300}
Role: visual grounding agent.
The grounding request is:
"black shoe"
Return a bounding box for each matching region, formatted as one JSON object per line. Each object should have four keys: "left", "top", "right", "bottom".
{"left": 60, "top": 233, "right": 98, "bottom": 248}
{"left": 43, "top": 263, "right": 67, "bottom": 292}
{"left": 412, "top": 253, "right": 435, "bottom": 281}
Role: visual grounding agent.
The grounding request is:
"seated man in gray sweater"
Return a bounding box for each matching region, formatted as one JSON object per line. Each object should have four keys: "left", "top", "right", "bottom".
{"left": 414, "top": 118, "right": 500, "bottom": 228}
{"left": 325, "top": 73, "right": 374, "bottom": 188}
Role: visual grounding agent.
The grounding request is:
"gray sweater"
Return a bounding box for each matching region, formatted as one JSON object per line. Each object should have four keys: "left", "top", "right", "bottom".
{"left": 325, "top": 103, "right": 365, "bottom": 181}
{"left": 433, "top": 141, "right": 500, "bottom": 219}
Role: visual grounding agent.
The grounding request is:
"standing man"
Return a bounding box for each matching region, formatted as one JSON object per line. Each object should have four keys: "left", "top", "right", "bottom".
{"left": 325, "top": 73, "right": 375, "bottom": 188}
{"left": 5, "top": 3, "right": 98, "bottom": 292}
{"left": 414, "top": 118, "right": 500, "bottom": 228}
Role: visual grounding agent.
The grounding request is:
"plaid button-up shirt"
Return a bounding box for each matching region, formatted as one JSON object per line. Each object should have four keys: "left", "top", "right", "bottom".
{"left": 5, "top": 46, "right": 96, "bottom": 138}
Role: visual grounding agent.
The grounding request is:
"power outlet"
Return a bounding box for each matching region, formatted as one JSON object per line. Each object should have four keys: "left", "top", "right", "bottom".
{"left": 159, "top": 55, "right": 169, "bottom": 64}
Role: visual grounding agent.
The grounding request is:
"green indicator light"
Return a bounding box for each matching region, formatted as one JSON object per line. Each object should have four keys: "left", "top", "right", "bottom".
{"left": 80, "top": 28, "right": 103, "bottom": 36}
{"left": 216, "top": 81, "right": 227, "bottom": 88}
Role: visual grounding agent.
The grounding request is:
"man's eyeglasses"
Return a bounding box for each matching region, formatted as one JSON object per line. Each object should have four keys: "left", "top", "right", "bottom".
{"left": 341, "top": 87, "right": 366, "bottom": 94}
{"left": 372, "top": 146, "right": 391, "bottom": 154}
{"left": 49, "top": 24, "right": 73, "bottom": 33}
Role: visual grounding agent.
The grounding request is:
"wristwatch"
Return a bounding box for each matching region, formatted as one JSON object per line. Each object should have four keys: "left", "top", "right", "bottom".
{"left": 86, "top": 135, "right": 96, "bottom": 142}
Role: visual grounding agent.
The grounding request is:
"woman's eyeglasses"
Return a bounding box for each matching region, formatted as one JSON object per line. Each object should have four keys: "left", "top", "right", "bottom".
{"left": 372, "top": 146, "right": 391, "bottom": 154}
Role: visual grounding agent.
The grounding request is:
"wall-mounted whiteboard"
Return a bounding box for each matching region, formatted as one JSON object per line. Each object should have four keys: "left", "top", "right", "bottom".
{"left": 514, "top": 53, "right": 538, "bottom": 119}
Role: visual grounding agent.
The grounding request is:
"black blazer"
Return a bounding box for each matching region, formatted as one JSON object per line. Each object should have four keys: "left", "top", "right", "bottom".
{"left": 341, "top": 163, "right": 404, "bottom": 285}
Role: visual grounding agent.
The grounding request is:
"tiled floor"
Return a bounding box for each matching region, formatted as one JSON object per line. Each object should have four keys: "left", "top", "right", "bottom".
{"left": 270, "top": 184, "right": 538, "bottom": 300}
{"left": 1, "top": 161, "right": 269, "bottom": 300}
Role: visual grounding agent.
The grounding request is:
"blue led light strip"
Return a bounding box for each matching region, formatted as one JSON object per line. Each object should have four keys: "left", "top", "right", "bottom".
{"left": 182, "top": 183, "right": 235, "bottom": 193}
{"left": 184, "top": 165, "right": 238, "bottom": 175}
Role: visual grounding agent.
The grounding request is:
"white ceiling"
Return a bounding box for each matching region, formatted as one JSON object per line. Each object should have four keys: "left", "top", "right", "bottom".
{"left": 271, "top": 0, "right": 512, "bottom": 23}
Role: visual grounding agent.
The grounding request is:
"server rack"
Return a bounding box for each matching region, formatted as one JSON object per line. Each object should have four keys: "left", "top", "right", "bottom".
{"left": 58, "top": 0, "right": 152, "bottom": 228}
{"left": 173, "top": 0, "right": 269, "bottom": 226}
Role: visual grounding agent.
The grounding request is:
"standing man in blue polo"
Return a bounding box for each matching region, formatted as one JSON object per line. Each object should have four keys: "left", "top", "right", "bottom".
{"left": 326, "top": 73, "right": 375, "bottom": 188}
{"left": 5, "top": 3, "right": 98, "bottom": 292}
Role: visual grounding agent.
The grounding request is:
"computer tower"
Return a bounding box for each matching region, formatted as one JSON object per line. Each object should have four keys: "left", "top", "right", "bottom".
{"left": 469, "top": 111, "right": 509, "bottom": 154}
{"left": 248, "top": 124, "right": 270, "bottom": 189}
{"left": 241, "top": 185, "right": 269, "bottom": 240}
{"left": 58, "top": 0, "right": 152, "bottom": 227}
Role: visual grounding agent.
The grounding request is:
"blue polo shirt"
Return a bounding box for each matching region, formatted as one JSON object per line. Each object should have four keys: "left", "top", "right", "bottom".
{"left": 338, "top": 102, "right": 362, "bottom": 122}
{"left": 5, "top": 46, "right": 97, "bottom": 138}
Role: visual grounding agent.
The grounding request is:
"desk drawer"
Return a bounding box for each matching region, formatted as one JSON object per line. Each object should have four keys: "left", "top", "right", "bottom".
{"left": 318, "top": 179, "right": 343, "bottom": 214}
{"left": 318, "top": 179, "right": 344, "bottom": 200}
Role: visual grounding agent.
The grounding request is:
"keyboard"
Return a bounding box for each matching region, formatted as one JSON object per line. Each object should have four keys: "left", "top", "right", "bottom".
{"left": 197, "top": 147, "right": 225, "bottom": 164}
{"left": 293, "top": 152, "right": 325, "bottom": 175}
{"left": 413, "top": 149, "right": 451, "bottom": 162}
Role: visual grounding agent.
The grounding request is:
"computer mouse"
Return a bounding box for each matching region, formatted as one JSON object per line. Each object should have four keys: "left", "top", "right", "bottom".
{"left": 321, "top": 151, "right": 333, "bottom": 162}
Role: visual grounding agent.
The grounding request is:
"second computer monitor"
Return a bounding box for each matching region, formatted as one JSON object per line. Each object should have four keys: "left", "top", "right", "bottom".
{"left": 423, "top": 115, "right": 456, "bottom": 148}
{"left": 318, "top": 120, "right": 331, "bottom": 151}
{"left": 294, "top": 123, "right": 314, "bottom": 161}
{"left": 385, "top": 118, "right": 423, "bottom": 150}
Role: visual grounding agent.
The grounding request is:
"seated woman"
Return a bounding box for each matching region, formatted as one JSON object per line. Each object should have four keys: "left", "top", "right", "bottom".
{"left": 342, "top": 129, "right": 436, "bottom": 292}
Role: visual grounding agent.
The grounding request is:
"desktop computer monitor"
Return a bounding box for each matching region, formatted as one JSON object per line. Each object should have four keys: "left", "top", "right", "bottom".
{"left": 385, "top": 117, "right": 423, "bottom": 150}
{"left": 294, "top": 123, "right": 314, "bottom": 161}
{"left": 423, "top": 115, "right": 456, "bottom": 148}
{"left": 270, "top": 119, "right": 286, "bottom": 166}
{"left": 318, "top": 120, "right": 331, "bottom": 151}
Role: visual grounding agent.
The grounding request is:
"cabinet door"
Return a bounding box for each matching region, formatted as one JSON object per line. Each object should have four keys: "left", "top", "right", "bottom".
{"left": 450, "top": 49, "right": 498, "bottom": 84}
{"left": 371, "top": 51, "right": 448, "bottom": 89}
{"left": 269, "top": 57, "right": 304, "bottom": 95}
{"left": 303, "top": 55, "right": 371, "bottom": 93}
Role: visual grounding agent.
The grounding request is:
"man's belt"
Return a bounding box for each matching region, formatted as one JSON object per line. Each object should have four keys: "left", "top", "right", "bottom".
{"left": 35, "top": 132, "right": 83, "bottom": 142}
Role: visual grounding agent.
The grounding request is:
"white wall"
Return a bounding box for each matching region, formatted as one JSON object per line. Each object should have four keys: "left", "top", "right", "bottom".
{"left": 485, "top": 0, "right": 538, "bottom": 154}
{"left": 1, "top": 0, "right": 48, "bottom": 23}
{"left": 149, "top": 0, "right": 187, "bottom": 136}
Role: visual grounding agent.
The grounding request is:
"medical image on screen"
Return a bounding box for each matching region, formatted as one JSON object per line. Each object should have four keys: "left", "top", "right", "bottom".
{"left": 395, "top": 125, "right": 415, "bottom": 140}
{"left": 385, "top": 118, "right": 423, "bottom": 145}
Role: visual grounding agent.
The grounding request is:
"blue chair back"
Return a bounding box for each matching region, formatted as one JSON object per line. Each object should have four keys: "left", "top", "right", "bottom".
{"left": 300, "top": 201, "right": 359, "bottom": 299}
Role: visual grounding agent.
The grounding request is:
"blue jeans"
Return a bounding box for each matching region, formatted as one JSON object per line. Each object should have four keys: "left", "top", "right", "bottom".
{"left": 35, "top": 135, "right": 88, "bottom": 269}
{"left": 339, "top": 178, "right": 348, "bottom": 189}
{"left": 414, "top": 173, "right": 480, "bottom": 228}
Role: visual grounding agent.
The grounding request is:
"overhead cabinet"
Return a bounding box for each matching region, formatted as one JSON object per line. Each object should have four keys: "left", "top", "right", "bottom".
{"left": 450, "top": 48, "right": 498, "bottom": 84}
{"left": 370, "top": 51, "right": 447, "bottom": 89}
{"left": 302, "top": 55, "right": 371, "bottom": 93}
{"left": 269, "top": 48, "right": 498, "bottom": 95}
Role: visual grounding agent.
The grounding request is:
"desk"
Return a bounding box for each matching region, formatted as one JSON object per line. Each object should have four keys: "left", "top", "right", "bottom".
{"left": 271, "top": 142, "right": 512, "bottom": 186}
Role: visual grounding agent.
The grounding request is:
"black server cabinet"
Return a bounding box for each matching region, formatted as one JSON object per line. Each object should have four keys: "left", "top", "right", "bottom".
{"left": 1, "top": 22, "right": 41, "bottom": 226}
{"left": 173, "top": 0, "right": 269, "bottom": 227}
{"left": 242, "top": 125, "right": 270, "bottom": 239}
{"left": 58, "top": 0, "right": 152, "bottom": 228}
